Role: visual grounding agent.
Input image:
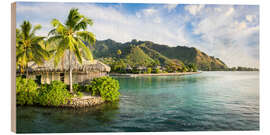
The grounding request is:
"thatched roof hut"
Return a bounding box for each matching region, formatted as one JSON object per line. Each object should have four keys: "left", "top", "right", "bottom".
{"left": 26, "top": 51, "right": 110, "bottom": 73}
{"left": 136, "top": 66, "right": 146, "bottom": 70}
{"left": 23, "top": 52, "right": 111, "bottom": 84}
{"left": 27, "top": 60, "right": 110, "bottom": 73}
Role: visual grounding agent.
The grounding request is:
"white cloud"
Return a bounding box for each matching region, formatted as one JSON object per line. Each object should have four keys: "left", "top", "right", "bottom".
{"left": 16, "top": 3, "right": 259, "bottom": 68}
{"left": 135, "top": 12, "right": 141, "bottom": 18}
{"left": 225, "top": 7, "right": 234, "bottom": 16}
{"left": 184, "top": 5, "right": 205, "bottom": 15}
{"left": 142, "top": 8, "right": 158, "bottom": 16}
{"left": 165, "top": 4, "right": 177, "bottom": 12}
{"left": 236, "top": 21, "right": 247, "bottom": 30}
{"left": 246, "top": 15, "right": 255, "bottom": 22}
{"left": 191, "top": 6, "right": 259, "bottom": 68}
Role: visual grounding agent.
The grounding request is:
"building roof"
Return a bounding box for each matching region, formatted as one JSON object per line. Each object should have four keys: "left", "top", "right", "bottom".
{"left": 126, "top": 65, "right": 132, "bottom": 70}
{"left": 26, "top": 52, "right": 111, "bottom": 73}
{"left": 153, "top": 66, "right": 161, "bottom": 69}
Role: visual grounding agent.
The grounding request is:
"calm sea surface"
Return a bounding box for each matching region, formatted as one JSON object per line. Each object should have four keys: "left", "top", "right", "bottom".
{"left": 17, "top": 71, "right": 259, "bottom": 133}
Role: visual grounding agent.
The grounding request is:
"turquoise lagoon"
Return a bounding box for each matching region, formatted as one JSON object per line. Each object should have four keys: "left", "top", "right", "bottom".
{"left": 17, "top": 71, "right": 259, "bottom": 133}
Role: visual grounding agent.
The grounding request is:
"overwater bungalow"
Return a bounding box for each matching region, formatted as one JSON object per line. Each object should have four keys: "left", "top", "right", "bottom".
{"left": 136, "top": 66, "right": 147, "bottom": 73}
{"left": 161, "top": 67, "right": 167, "bottom": 71}
{"left": 126, "top": 65, "right": 133, "bottom": 73}
{"left": 153, "top": 66, "right": 161, "bottom": 70}
{"left": 18, "top": 53, "right": 111, "bottom": 85}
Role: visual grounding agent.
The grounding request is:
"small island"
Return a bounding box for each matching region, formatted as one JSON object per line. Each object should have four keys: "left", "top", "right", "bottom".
{"left": 16, "top": 9, "right": 120, "bottom": 108}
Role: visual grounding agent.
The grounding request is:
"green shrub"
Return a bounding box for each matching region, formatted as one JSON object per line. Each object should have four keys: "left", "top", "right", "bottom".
{"left": 155, "top": 68, "right": 161, "bottom": 73}
{"left": 38, "top": 81, "right": 72, "bottom": 106}
{"left": 90, "top": 76, "right": 120, "bottom": 102}
{"left": 72, "top": 83, "right": 80, "bottom": 92}
{"left": 76, "top": 91, "right": 84, "bottom": 98}
{"left": 16, "top": 77, "right": 39, "bottom": 105}
{"left": 182, "top": 67, "right": 188, "bottom": 72}
{"left": 131, "top": 69, "right": 139, "bottom": 74}
{"left": 84, "top": 84, "right": 92, "bottom": 92}
{"left": 147, "top": 67, "right": 152, "bottom": 73}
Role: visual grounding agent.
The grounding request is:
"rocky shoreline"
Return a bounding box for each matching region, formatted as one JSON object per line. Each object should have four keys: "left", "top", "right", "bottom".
{"left": 62, "top": 94, "right": 105, "bottom": 108}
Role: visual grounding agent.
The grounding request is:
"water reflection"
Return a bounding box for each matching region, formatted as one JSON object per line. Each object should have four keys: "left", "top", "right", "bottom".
{"left": 17, "top": 102, "right": 120, "bottom": 133}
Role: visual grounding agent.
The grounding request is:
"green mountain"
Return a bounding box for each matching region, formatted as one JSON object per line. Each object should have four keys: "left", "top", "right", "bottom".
{"left": 92, "top": 39, "right": 228, "bottom": 71}
{"left": 139, "top": 44, "right": 175, "bottom": 66}
{"left": 125, "top": 46, "right": 155, "bottom": 67}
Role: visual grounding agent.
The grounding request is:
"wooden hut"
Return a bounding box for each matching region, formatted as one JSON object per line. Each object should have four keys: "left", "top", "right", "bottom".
{"left": 153, "top": 66, "right": 161, "bottom": 70}
{"left": 136, "top": 66, "right": 147, "bottom": 74}
{"left": 22, "top": 52, "right": 111, "bottom": 85}
{"left": 126, "top": 65, "right": 133, "bottom": 73}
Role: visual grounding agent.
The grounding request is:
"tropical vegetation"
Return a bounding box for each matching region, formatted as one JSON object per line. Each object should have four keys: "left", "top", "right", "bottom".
{"left": 93, "top": 39, "right": 227, "bottom": 71}
{"left": 97, "top": 43, "right": 198, "bottom": 74}
{"left": 16, "top": 77, "right": 72, "bottom": 106}
{"left": 15, "top": 8, "right": 121, "bottom": 107}
{"left": 47, "top": 8, "right": 96, "bottom": 93}
{"left": 16, "top": 77, "right": 39, "bottom": 105}
{"left": 38, "top": 81, "right": 73, "bottom": 106}
{"left": 90, "top": 76, "right": 120, "bottom": 102}
{"left": 16, "top": 21, "right": 49, "bottom": 76}
{"left": 72, "top": 77, "right": 120, "bottom": 102}
{"left": 227, "top": 66, "right": 259, "bottom": 71}
{"left": 16, "top": 77, "right": 121, "bottom": 106}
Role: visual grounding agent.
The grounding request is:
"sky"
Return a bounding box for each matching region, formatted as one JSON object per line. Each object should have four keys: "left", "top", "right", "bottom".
{"left": 16, "top": 2, "right": 259, "bottom": 68}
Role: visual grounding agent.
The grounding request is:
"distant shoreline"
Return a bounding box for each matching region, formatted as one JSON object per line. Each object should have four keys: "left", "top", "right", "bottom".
{"left": 109, "top": 72, "right": 201, "bottom": 77}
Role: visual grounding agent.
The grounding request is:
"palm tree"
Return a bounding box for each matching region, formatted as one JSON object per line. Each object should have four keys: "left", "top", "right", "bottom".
{"left": 117, "top": 49, "right": 122, "bottom": 58}
{"left": 16, "top": 21, "right": 49, "bottom": 76}
{"left": 48, "top": 8, "right": 96, "bottom": 93}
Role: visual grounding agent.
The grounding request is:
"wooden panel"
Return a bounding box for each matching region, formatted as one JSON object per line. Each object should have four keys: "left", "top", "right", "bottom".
{"left": 11, "top": 2, "right": 17, "bottom": 133}
{"left": 46, "top": 72, "right": 50, "bottom": 84}
{"left": 64, "top": 72, "right": 69, "bottom": 84}
{"left": 51, "top": 72, "right": 54, "bottom": 81}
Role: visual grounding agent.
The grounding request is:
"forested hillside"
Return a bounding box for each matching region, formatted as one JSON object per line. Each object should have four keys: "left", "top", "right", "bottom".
{"left": 92, "top": 39, "right": 228, "bottom": 71}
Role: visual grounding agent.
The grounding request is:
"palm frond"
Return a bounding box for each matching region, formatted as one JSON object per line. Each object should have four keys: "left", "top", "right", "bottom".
{"left": 76, "top": 31, "right": 96, "bottom": 46}
{"left": 30, "top": 24, "right": 42, "bottom": 38}
{"left": 74, "top": 17, "right": 93, "bottom": 31}
{"left": 48, "top": 28, "right": 57, "bottom": 36}
{"left": 32, "top": 43, "right": 50, "bottom": 60}
{"left": 66, "top": 8, "right": 81, "bottom": 28}
{"left": 74, "top": 37, "right": 93, "bottom": 61}
{"left": 73, "top": 44, "right": 83, "bottom": 64}
{"left": 47, "top": 35, "right": 63, "bottom": 44}
{"left": 82, "top": 16, "right": 93, "bottom": 26}
{"left": 54, "top": 39, "right": 68, "bottom": 66}
{"left": 51, "top": 19, "right": 67, "bottom": 34}
{"left": 74, "top": 21, "right": 87, "bottom": 31}
{"left": 20, "top": 21, "right": 32, "bottom": 40}
{"left": 31, "top": 36, "right": 45, "bottom": 44}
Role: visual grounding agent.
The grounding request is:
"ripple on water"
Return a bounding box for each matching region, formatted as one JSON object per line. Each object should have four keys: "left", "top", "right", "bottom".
{"left": 17, "top": 72, "right": 259, "bottom": 133}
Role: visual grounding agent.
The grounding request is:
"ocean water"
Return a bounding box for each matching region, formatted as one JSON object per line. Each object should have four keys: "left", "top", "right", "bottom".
{"left": 16, "top": 71, "right": 259, "bottom": 133}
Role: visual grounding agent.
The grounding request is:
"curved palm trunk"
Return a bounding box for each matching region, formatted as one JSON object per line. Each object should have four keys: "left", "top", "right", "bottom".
{"left": 69, "top": 50, "right": 73, "bottom": 93}
{"left": 61, "top": 52, "right": 65, "bottom": 70}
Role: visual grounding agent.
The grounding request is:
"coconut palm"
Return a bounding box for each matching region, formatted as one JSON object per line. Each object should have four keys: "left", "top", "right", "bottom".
{"left": 117, "top": 49, "right": 122, "bottom": 58}
{"left": 48, "top": 8, "right": 96, "bottom": 93}
{"left": 16, "top": 21, "right": 49, "bottom": 76}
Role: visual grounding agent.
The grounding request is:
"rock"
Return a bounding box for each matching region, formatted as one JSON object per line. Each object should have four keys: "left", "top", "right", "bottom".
{"left": 63, "top": 95, "right": 105, "bottom": 108}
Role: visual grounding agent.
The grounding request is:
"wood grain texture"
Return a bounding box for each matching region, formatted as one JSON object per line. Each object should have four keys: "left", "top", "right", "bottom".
{"left": 11, "top": 2, "right": 16, "bottom": 133}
